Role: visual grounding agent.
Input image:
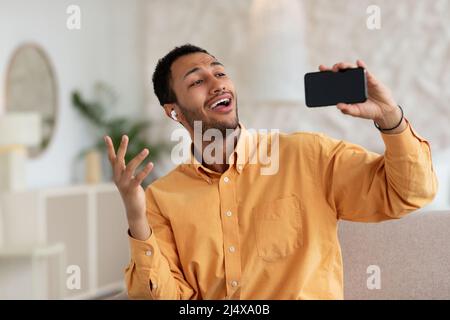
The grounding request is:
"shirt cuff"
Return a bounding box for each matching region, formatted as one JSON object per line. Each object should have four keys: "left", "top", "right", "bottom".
{"left": 128, "top": 228, "right": 161, "bottom": 269}
{"left": 381, "top": 118, "right": 430, "bottom": 157}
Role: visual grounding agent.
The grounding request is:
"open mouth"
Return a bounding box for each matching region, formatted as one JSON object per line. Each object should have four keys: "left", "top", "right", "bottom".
{"left": 206, "top": 94, "right": 233, "bottom": 113}
{"left": 209, "top": 98, "right": 231, "bottom": 110}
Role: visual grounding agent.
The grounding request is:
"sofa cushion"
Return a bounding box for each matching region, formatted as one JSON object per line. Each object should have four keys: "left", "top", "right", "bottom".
{"left": 339, "top": 210, "right": 450, "bottom": 299}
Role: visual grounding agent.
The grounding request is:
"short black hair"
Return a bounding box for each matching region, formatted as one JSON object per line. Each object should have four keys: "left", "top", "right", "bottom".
{"left": 152, "top": 44, "right": 213, "bottom": 106}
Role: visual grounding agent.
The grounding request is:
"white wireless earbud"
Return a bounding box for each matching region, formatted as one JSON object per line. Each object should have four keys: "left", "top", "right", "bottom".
{"left": 170, "top": 110, "right": 178, "bottom": 121}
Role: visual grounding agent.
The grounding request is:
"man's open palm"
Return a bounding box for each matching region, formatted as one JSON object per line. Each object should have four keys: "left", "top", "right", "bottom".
{"left": 105, "top": 135, "right": 154, "bottom": 226}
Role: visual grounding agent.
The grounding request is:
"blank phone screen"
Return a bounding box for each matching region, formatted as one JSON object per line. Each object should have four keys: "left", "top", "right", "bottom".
{"left": 304, "top": 67, "right": 367, "bottom": 108}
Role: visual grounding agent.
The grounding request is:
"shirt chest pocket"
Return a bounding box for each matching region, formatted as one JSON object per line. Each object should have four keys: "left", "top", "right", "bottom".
{"left": 252, "top": 196, "right": 303, "bottom": 262}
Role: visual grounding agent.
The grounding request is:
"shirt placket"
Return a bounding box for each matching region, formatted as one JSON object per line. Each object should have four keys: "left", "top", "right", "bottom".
{"left": 218, "top": 170, "right": 242, "bottom": 299}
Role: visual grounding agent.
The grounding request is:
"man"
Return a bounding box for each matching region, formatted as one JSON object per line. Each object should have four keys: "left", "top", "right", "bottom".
{"left": 104, "top": 44, "right": 437, "bottom": 299}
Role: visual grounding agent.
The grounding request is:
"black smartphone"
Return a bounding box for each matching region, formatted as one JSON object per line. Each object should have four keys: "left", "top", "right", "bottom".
{"left": 304, "top": 67, "right": 367, "bottom": 108}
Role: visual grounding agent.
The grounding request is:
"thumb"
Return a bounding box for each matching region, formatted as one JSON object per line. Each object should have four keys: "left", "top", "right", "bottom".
{"left": 356, "top": 59, "right": 379, "bottom": 86}
{"left": 337, "top": 103, "right": 362, "bottom": 117}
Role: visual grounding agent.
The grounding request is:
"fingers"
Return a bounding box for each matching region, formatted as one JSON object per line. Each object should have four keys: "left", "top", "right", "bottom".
{"left": 131, "top": 162, "right": 154, "bottom": 188}
{"left": 122, "top": 148, "right": 149, "bottom": 181}
{"left": 105, "top": 134, "right": 154, "bottom": 190}
{"left": 116, "top": 135, "right": 128, "bottom": 163}
{"left": 114, "top": 135, "right": 128, "bottom": 179}
{"left": 337, "top": 103, "right": 349, "bottom": 112}
{"left": 104, "top": 135, "right": 123, "bottom": 181}
{"left": 318, "top": 64, "right": 331, "bottom": 71}
{"left": 320, "top": 59, "right": 381, "bottom": 89}
{"left": 319, "top": 62, "right": 357, "bottom": 72}
{"left": 104, "top": 136, "right": 116, "bottom": 164}
{"left": 356, "top": 59, "right": 378, "bottom": 85}
{"left": 356, "top": 59, "right": 367, "bottom": 69}
{"left": 332, "top": 62, "right": 357, "bottom": 72}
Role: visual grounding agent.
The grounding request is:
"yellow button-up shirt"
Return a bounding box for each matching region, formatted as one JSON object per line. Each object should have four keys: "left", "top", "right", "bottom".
{"left": 125, "top": 121, "right": 437, "bottom": 300}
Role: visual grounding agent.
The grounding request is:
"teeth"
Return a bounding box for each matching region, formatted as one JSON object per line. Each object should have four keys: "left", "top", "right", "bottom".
{"left": 210, "top": 98, "right": 230, "bottom": 109}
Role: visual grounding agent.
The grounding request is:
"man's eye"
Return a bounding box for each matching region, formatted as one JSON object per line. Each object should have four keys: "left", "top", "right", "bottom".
{"left": 191, "top": 79, "right": 203, "bottom": 87}
{"left": 216, "top": 73, "right": 226, "bottom": 77}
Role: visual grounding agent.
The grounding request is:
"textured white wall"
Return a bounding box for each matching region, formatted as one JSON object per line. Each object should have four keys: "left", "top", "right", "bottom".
{"left": 302, "top": 0, "right": 450, "bottom": 153}
{"left": 143, "top": 0, "right": 449, "bottom": 156}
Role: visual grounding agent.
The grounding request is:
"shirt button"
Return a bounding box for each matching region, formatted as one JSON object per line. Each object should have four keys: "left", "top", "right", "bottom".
{"left": 226, "top": 210, "right": 232, "bottom": 217}
{"left": 238, "top": 165, "right": 243, "bottom": 171}
{"left": 223, "top": 176, "right": 230, "bottom": 183}
{"left": 231, "top": 280, "right": 239, "bottom": 287}
{"left": 229, "top": 246, "right": 235, "bottom": 253}
{"left": 145, "top": 250, "right": 152, "bottom": 256}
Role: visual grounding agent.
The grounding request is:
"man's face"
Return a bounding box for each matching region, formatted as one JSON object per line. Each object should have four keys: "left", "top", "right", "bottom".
{"left": 168, "top": 52, "right": 239, "bottom": 136}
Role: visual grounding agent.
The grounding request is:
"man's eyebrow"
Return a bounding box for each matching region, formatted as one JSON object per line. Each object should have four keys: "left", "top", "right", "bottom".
{"left": 211, "top": 61, "right": 224, "bottom": 67}
{"left": 183, "top": 61, "right": 224, "bottom": 80}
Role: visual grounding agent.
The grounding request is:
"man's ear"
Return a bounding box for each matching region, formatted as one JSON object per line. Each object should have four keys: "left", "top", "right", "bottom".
{"left": 163, "top": 103, "right": 177, "bottom": 121}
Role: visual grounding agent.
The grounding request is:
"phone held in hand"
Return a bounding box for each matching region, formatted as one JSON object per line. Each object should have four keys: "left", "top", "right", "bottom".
{"left": 304, "top": 67, "right": 368, "bottom": 108}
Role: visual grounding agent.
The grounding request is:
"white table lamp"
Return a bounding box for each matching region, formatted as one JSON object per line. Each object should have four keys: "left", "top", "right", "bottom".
{"left": 0, "top": 112, "right": 42, "bottom": 192}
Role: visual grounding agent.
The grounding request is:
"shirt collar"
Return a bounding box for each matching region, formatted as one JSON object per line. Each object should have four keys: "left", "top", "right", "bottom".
{"left": 184, "top": 122, "right": 257, "bottom": 180}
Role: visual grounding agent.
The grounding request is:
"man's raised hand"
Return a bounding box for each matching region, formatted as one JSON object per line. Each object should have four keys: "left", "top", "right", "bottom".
{"left": 105, "top": 135, "right": 154, "bottom": 240}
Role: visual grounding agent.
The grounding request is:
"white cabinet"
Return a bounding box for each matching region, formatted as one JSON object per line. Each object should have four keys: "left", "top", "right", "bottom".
{"left": 0, "top": 183, "right": 129, "bottom": 299}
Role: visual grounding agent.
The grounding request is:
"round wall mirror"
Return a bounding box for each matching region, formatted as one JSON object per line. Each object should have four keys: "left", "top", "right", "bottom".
{"left": 5, "top": 44, "right": 58, "bottom": 158}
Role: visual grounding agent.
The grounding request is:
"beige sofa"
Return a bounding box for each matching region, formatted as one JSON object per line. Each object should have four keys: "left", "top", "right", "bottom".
{"left": 109, "top": 210, "right": 450, "bottom": 300}
{"left": 339, "top": 210, "right": 450, "bottom": 299}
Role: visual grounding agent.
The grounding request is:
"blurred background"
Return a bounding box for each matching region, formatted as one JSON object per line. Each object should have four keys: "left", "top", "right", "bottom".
{"left": 0, "top": 0, "right": 448, "bottom": 299}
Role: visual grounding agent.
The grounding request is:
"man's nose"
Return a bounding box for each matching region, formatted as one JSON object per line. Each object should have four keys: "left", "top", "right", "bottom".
{"left": 209, "top": 77, "right": 226, "bottom": 95}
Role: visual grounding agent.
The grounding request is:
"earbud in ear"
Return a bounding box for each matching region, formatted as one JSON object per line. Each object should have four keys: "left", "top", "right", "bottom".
{"left": 170, "top": 110, "right": 178, "bottom": 121}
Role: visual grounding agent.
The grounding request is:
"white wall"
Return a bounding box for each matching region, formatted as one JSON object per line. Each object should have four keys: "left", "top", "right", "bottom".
{"left": 142, "top": 0, "right": 449, "bottom": 154}
{"left": 0, "top": 0, "right": 146, "bottom": 188}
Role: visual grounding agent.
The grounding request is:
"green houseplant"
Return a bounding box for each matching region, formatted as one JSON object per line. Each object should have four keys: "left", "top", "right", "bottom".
{"left": 71, "top": 82, "right": 167, "bottom": 185}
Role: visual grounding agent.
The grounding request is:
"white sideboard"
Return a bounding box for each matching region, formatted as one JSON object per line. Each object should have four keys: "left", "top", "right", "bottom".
{"left": 0, "top": 183, "right": 129, "bottom": 299}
